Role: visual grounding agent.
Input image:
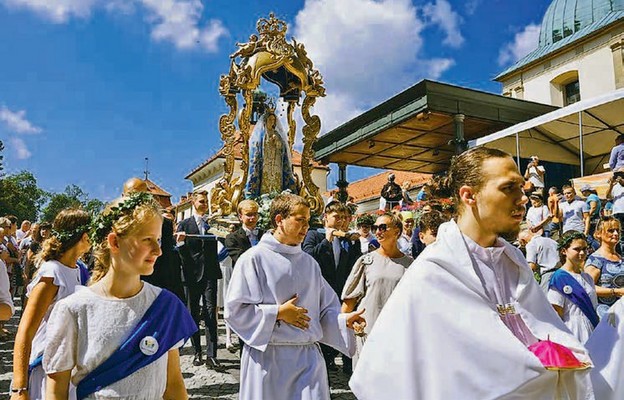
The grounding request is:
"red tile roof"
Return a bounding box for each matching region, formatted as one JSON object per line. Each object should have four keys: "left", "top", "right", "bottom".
{"left": 186, "top": 141, "right": 328, "bottom": 179}
{"left": 328, "top": 170, "right": 432, "bottom": 203}
{"left": 144, "top": 178, "right": 171, "bottom": 197}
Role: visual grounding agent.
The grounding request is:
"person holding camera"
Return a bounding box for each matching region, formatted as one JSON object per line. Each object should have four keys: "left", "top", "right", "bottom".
{"left": 525, "top": 155, "right": 546, "bottom": 196}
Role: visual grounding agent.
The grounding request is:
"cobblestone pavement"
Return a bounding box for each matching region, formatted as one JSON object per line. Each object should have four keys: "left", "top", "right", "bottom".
{"left": 0, "top": 306, "right": 356, "bottom": 399}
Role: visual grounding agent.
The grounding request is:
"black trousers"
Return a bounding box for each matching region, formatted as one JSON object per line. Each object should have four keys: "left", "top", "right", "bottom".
{"left": 187, "top": 279, "right": 218, "bottom": 358}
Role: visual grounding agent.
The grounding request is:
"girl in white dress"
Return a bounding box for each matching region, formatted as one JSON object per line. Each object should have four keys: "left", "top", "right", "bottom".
{"left": 11, "top": 209, "right": 92, "bottom": 400}
{"left": 547, "top": 230, "right": 598, "bottom": 343}
{"left": 43, "top": 193, "right": 194, "bottom": 400}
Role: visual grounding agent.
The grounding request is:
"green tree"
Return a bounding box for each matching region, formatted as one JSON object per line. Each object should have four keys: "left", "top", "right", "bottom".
{"left": 0, "top": 140, "right": 4, "bottom": 177}
{"left": 85, "top": 198, "right": 105, "bottom": 216}
{"left": 41, "top": 184, "right": 105, "bottom": 222}
{"left": 0, "top": 171, "right": 48, "bottom": 222}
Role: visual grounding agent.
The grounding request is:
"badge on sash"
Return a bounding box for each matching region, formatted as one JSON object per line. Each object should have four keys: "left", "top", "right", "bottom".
{"left": 362, "top": 255, "right": 373, "bottom": 265}
{"left": 139, "top": 336, "right": 159, "bottom": 356}
{"left": 496, "top": 303, "right": 516, "bottom": 316}
{"left": 563, "top": 285, "right": 573, "bottom": 295}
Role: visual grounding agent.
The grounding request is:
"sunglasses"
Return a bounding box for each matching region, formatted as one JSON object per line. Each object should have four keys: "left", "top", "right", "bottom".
{"left": 371, "top": 223, "right": 390, "bottom": 232}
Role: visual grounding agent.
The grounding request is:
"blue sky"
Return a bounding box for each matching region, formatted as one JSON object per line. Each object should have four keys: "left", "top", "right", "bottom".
{"left": 0, "top": 0, "right": 552, "bottom": 204}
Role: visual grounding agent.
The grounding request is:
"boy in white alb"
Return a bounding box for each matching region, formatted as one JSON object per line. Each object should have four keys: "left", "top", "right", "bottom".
{"left": 225, "top": 193, "right": 365, "bottom": 400}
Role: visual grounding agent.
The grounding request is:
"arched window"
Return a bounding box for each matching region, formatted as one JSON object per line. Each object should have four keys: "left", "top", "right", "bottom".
{"left": 550, "top": 70, "right": 580, "bottom": 106}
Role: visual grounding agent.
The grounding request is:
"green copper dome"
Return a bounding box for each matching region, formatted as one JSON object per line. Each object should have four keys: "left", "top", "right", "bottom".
{"left": 539, "top": 0, "right": 624, "bottom": 46}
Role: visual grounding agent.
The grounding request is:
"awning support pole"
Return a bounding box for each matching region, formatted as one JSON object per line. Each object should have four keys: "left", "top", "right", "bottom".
{"left": 579, "top": 111, "right": 584, "bottom": 177}
{"left": 515, "top": 132, "right": 520, "bottom": 168}
{"left": 451, "top": 114, "right": 467, "bottom": 154}
{"left": 336, "top": 163, "right": 349, "bottom": 203}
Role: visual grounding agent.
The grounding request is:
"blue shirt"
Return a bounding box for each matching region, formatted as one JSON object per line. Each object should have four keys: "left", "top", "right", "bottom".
{"left": 609, "top": 143, "right": 624, "bottom": 171}
{"left": 605, "top": 201, "right": 613, "bottom": 212}
{"left": 584, "top": 193, "right": 601, "bottom": 219}
{"left": 586, "top": 254, "right": 624, "bottom": 308}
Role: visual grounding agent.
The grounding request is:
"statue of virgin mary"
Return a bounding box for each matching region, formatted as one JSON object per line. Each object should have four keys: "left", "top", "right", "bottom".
{"left": 245, "top": 110, "right": 298, "bottom": 198}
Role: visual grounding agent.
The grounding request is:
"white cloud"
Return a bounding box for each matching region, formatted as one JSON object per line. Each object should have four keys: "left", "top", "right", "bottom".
{"left": 292, "top": 0, "right": 456, "bottom": 133}
{"left": 422, "top": 0, "right": 464, "bottom": 48}
{"left": 0, "top": 105, "right": 42, "bottom": 134}
{"left": 8, "top": 137, "right": 32, "bottom": 159}
{"left": 1, "top": 0, "right": 228, "bottom": 52}
{"left": 140, "top": 0, "right": 228, "bottom": 51}
{"left": 2, "top": 0, "right": 98, "bottom": 22}
{"left": 465, "top": 0, "right": 481, "bottom": 15}
{"left": 498, "top": 23, "right": 541, "bottom": 66}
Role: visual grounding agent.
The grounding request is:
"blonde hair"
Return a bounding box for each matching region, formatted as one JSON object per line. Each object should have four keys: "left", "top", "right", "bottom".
{"left": 237, "top": 199, "right": 259, "bottom": 215}
{"left": 37, "top": 209, "right": 91, "bottom": 264}
{"left": 594, "top": 216, "right": 621, "bottom": 244}
{"left": 377, "top": 213, "right": 403, "bottom": 239}
{"left": 91, "top": 196, "right": 162, "bottom": 284}
{"left": 0, "top": 217, "right": 11, "bottom": 229}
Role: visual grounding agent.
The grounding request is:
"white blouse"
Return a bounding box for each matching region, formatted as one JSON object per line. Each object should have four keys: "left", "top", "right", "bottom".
{"left": 43, "top": 283, "right": 177, "bottom": 400}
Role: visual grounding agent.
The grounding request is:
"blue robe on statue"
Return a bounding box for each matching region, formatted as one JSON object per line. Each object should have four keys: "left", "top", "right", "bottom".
{"left": 245, "top": 113, "right": 297, "bottom": 198}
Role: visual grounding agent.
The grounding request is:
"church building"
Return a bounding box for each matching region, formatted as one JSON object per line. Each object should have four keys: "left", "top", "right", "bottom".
{"left": 497, "top": 0, "right": 624, "bottom": 105}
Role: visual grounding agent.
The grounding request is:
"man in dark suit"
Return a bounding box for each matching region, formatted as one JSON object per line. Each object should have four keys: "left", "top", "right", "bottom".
{"left": 302, "top": 201, "right": 361, "bottom": 374}
{"left": 176, "top": 190, "right": 223, "bottom": 370}
{"left": 224, "top": 199, "right": 265, "bottom": 267}
{"left": 143, "top": 215, "right": 185, "bottom": 301}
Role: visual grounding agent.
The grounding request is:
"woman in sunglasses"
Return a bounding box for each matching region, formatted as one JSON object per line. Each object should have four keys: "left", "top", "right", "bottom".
{"left": 340, "top": 213, "right": 412, "bottom": 367}
{"left": 585, "top": 216, "right": 624, "bottom": 318}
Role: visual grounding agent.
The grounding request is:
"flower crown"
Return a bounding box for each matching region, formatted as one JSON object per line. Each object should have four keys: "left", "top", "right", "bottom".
{"left": 51, "top": 226, "right": 90, "bottom": 243}
{"left": 90, "top": 192, "right": 154, "bottom": 244}
{"left": 557, "top": 231, "right": 587, "bottom": 250}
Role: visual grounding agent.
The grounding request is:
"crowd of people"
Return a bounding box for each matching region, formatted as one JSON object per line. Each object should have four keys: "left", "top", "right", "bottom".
{"left": 7, "top": 142, "right": 624, "bottom": 399}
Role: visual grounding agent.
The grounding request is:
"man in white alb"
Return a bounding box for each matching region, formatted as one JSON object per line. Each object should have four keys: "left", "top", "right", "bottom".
{"left": 350, "top": 147, "right": 594, "bottom": 400}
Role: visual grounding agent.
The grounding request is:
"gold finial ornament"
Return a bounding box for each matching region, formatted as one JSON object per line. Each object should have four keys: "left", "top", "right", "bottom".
{"left": 216, "top": 13, "right": 326, "bottom": 216}
{"left": 257, "top": 13, "right": 288, "bottom": 40}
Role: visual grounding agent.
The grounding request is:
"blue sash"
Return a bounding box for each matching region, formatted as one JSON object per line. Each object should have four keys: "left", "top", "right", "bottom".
{"left": 217, "top": 246, "right": 229, "bottom": 262}
{"left": 28, "top": 354, "right": 43, "bottom": 375}
{"left": 549, "top": 269, "right": 599, "bottom": 327}
{"left": 77, "top": 260, "right": 90, "bottom": 285}
{"left": 76, "top": 289, "right": 197, "bottom": 400}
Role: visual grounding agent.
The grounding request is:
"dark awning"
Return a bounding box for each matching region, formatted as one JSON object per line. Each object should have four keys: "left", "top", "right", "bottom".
{"left": 313, "top": 80, "right": 557, "bottom": 174}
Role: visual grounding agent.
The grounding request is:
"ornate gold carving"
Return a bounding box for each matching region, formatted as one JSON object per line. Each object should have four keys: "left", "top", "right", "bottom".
{"left": 231, "top": 89, "right": 254, "bottom": 212}
{"left": 210, "top": 178, "right": 233, "bottom": 216}
{"left": 231, "top": 35, "right": 259, "bottom": 60}
{"left": 286, "top": 101, "right": 296, "bottom": 151}
{"left": 217, "top": 13, "right": 326, "bottom": 216}
{"left": 218, "top": 73, "right": 238, "bottom": 184}
{"left": 300, "top": 95, "right": 324, "bottom": 215}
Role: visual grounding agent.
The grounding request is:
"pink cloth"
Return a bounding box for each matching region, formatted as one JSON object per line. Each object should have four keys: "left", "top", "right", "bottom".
{"left": 464, "top": 235, "right": 538, "bottom": 346}
{"left": 528, "top": 338, "right": 584, "bottom": 369}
